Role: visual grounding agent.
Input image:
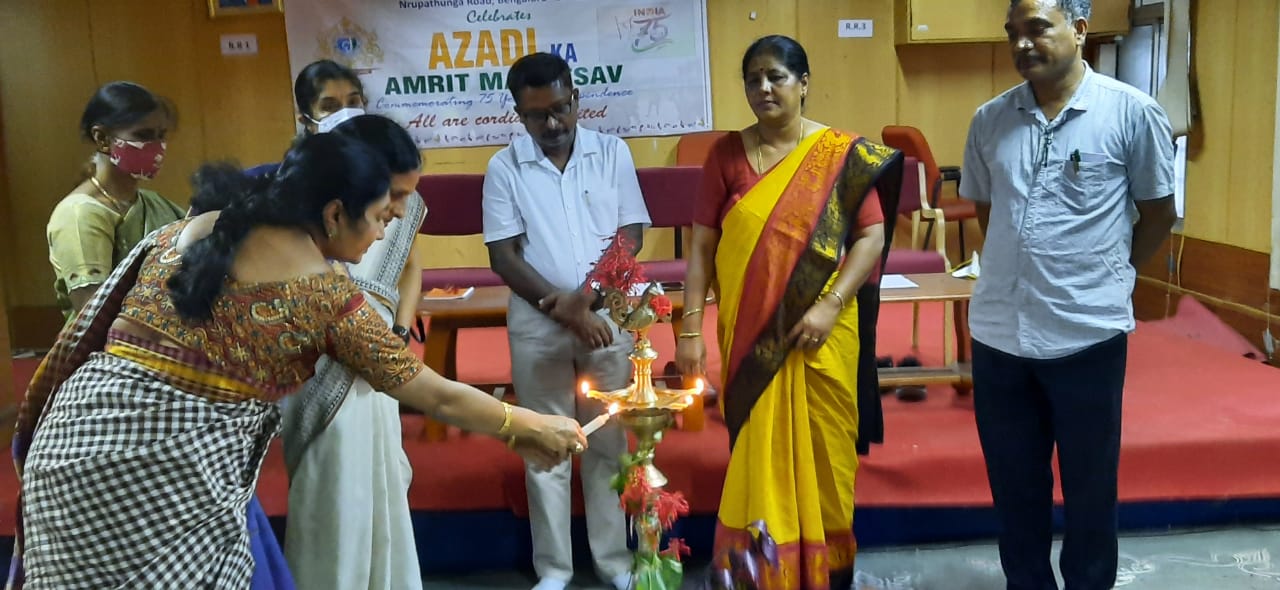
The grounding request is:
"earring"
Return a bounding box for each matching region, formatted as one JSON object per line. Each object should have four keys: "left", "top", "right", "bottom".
{"left": 326, "top": 227, "right": 336, "bottom": 239}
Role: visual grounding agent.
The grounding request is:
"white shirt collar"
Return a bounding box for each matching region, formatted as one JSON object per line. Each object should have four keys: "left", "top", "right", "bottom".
{"left": 513, "top": 125, "right": 601, "bottom": 166}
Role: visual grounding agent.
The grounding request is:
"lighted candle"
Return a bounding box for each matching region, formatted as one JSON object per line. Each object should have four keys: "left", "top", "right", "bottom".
{"left": 681, "top": 379, "right": 707, "bottom": 432}
{"left": 582, "top": 403, "right": 620, "bottom": 436}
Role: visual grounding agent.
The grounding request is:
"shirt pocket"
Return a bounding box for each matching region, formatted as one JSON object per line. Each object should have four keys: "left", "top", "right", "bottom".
{"left": 1058, "top": 152, "right": 1111, "bottom": 213}
{"left": 583, "top": 183, "right": 621, "bottom": 238}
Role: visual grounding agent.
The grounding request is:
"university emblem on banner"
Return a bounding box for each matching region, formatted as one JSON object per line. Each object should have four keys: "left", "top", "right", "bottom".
{"left": 316, "top": 17, "right": 384, "bottom": 73}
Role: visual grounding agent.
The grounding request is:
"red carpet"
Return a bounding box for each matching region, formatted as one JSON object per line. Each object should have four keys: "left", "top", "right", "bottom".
{"left": 6, "top": 302, "right": 1280, "bottom": 533}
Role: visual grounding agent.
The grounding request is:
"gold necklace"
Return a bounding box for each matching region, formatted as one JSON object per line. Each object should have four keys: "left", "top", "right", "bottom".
{"left": 756, "top": 120, "right": 805, "bottom": 173}
{"left": 88, "top": 176, "right": 134, "bottom": 214}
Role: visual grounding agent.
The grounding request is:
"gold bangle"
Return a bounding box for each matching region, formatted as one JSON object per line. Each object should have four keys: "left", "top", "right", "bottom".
{"left": 682, "top": 307, "right": 703, "bottom": 318}
{"left": 678, "top": 332, "right": 702, "bottom": 339}
{"left": 497, "top": 402, "right": 514, "bottom": 437}
{"left": 826, "top": 290, "right": 846, "bottom": 309}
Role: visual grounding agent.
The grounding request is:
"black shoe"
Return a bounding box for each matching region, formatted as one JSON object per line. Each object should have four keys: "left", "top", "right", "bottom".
{"left": 877, "top": 356, "right": 895, "bottom": 394}
{"left": 895, "top": 385, "right": 928, "bottom": 402}
{"left": 894, "top": 356, "right": 927, "bottom": 401}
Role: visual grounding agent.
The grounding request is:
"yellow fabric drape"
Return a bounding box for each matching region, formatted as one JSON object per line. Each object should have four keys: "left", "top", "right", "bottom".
{"left": 712, "top": 129, "right": 861, "bottom": 589}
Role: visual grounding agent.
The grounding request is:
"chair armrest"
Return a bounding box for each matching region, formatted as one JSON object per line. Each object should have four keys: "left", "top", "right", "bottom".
{"left": 922, "top": 209, "right": 950, "bottom": 270}
{"left": 939, "top": 166, "right": 962, "bottom": 182}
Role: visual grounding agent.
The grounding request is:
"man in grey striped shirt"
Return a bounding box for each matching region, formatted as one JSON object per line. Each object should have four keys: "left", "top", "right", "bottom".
{"left": 959, "top": 1, "right": 1177, "bottom": 588}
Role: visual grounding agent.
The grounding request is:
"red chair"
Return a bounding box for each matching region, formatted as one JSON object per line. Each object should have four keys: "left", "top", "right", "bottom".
{"left": 881, "top": 125, "right": 976, "bottom": 266}
{"left": 636, "top": 166, "right": 702, "bottom": 283}
{"left": 415, "top": 174, "right": 504, "bottom": 290}
{"left": 675, "top": 131, "right": 728, "bottom": 166}
{"left": 883, "top": 157, "right": 949, "bottom": 350}
{"left": 667, "top": 131, "right": 726, "bottom": 268}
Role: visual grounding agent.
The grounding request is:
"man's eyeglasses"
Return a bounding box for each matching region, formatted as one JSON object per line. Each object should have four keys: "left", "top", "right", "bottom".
{"left": 518, "top": 97, "right": 576, "bottom": 125}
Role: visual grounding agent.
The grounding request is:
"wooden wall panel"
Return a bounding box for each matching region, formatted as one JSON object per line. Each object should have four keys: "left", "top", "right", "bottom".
{"left": 990, "top": 43, "right": 1026, "bottom": 96}
{"left": 0, "top": 1, "right": 99, "bottom": 309}
{"left": 0, "top": 85, "right": 14, "bottom": 404}
{"left": 87, "top": 0, "right": 205, "bottom": 204}
{"left": 1181, "top": 0, "right": 1275, "bottom": 252}
{"left": 1222, "top": 0, "right": 1278, "bottom": 253}
{"left": 704, "top": 0, "right": 799, "bottom": 130}
{"left": 895, "top": 43, "right": 996, "bottom": 166}
{"left": 191, "top": 5, "right": 296, "bottom": 168}
{"left": 1135, "top": 235, "right": 1278, "bottom": 365}
{"left": 796, "top": 0, "right": 898, "bottom": 139}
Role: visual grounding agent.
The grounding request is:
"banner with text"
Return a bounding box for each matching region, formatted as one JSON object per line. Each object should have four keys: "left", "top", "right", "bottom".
{"left": 284, "top": 0, "right": 711, "bottom": 149}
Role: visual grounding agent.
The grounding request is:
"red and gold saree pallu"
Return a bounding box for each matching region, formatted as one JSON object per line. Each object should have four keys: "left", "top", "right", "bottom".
{"left": 712, "top": 128, "right": 902, "bottom": 589}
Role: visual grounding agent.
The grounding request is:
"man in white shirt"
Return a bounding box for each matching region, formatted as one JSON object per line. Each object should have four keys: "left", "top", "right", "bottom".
{"left": 482, "top": 52, "right": 650, "bottom": 590}
{"left": 960, "top": 1, "right": 1177, "bottom": 589}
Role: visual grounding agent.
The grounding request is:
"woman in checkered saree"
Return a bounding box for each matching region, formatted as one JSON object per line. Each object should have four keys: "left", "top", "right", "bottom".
{"left": 8, "top": 133, "right": 587, "bottom": 589}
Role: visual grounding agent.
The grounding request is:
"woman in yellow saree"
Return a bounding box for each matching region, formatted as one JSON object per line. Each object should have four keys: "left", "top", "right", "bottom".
{"left": 676, "top": 36, "right": 902, "bottom": 590}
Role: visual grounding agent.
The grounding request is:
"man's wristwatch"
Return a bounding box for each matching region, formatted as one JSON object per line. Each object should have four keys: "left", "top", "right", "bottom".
{"left": 392, "top": 324, "right": 411, "bottom": 344}
{"left": 589, "top": 287, "right": 606, "bottom": 311}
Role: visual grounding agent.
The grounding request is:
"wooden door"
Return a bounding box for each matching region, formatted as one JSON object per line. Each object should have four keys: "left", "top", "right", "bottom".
{"left": 0, "top": 85, "right": 17, "bottom": 446}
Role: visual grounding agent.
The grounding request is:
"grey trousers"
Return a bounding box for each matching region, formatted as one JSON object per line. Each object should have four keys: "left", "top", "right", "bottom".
{"left": 507, "top": 296, "right": 633, "bottom": 583}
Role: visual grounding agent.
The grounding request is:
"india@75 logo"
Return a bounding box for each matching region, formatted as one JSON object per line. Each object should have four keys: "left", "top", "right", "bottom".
{"left": 630, "top": 6, "right": 672, "bottom": 53}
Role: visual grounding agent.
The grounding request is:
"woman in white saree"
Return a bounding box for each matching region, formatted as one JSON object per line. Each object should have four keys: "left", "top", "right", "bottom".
{"left": 280, "top": 112, "right": 428, "bottom": 589}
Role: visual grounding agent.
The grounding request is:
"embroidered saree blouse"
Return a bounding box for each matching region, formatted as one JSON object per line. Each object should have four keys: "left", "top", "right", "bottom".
{"left": 113, "top": 220, "right": 423, "bottom": 400}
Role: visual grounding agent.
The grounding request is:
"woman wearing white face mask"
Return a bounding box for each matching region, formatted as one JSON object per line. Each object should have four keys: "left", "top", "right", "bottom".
{"left": 242, "top": 60, "right": 367, "bottom": 180}
{"left": 298, "top": 60, "right": 367, "bottom": 134}
{"left": 47, "top": 82, "right": 186, "bottom": 319}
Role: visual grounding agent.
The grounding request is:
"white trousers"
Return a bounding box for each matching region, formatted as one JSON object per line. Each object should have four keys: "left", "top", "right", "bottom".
{"left": 283, "top": 379, "right": 422, "bottom": 590}
{"left": 507, "top": 296, "right": 633, "bottom": 583}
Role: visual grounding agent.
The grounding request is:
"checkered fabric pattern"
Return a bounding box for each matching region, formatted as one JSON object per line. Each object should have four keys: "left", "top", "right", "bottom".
{"left": 15, "top": 231, "right": 156, "bottom": 465}
{"left": 8, "top": 231, "right": 159, "bottom": 590}
{"left": 20, "top": 353, "right": 281, "bottom": 588}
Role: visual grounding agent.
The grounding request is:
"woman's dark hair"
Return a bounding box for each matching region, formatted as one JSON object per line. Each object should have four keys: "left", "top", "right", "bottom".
{"left": 187, "top": 162, "right": 253, "bottom": 216}
{"left": 168, "top": 133, "right": 391, "bottom": 320}
{"left": 505, "top": 52, "right": 571, "bottom": 105}
{"left": 79, "top": 81, "right": 177, "bottom": 141}
{"left": 331, "top": 114, "right": 422, "bottom": 174}
{"left": 740, "top": 35, "right": 811, "bottom": 80}
{"left": 293, "top": 59, "right": 365, "bottom": 119}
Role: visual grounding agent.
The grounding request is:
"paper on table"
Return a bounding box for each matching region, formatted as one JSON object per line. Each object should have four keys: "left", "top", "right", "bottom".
{"left": 951, "top": 251, "right": 980, "bottom": 280}
{"left": 423, "top": 286, "right": 476, "bottom": 301}
{"left": 880, "top": 274, "right": 919, "bottom": 289}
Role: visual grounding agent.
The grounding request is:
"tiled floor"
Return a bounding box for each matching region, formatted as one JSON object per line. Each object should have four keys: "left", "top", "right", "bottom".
{"left": 424, "top": 525, "right": 1280, "bottom": 589}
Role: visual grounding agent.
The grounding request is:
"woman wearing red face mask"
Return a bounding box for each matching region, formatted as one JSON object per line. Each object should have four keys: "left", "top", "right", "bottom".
{"left": 46, "top": 81, "right": 186, "bottom": 320}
